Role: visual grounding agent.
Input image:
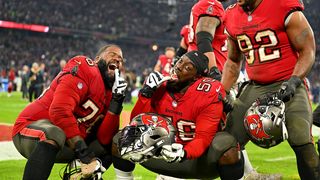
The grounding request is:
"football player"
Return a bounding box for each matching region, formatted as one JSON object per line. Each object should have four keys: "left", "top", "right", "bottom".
{"left": 189, "top": 1, "right": 264, "bottom": 178}
{"left": 222, "top": 0, "right": 319, "bottom": 179}
{"left": 154, "top": 47, "right": 175, "bottom": 77}
{"left": 12, "top": 44, "right": 128, "bottom": 179}
{"left": 188, "top": 0, "right": 228, "bottom": 80}
{"left": 113, "top": 51, "right": 244, "bottom": 179}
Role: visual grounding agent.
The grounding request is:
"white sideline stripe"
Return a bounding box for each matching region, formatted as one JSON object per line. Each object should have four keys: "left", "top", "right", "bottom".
{"left": 0, "top": 123, "right": 13, "bottom": 126}
{"left": 0, "top": 141, "right": 25, "bottom": 161}
{"left": 264, "top": 156, "right": 295, "bottom": 162}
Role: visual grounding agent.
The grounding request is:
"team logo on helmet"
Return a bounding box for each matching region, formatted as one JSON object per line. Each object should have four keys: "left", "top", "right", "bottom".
{"left": 141, "top": 114, "right": 170, "bottom": 132}
{"left": 245, "top": 114, "right": 271, "bottom": 140}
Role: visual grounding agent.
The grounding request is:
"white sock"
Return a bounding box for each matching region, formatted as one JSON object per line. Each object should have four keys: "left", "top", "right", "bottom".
{"left": 242, "top": 150, "right": 255, "bottom": 175}
{"left": 114, "top": 168, "right": 134, "bottom": 180}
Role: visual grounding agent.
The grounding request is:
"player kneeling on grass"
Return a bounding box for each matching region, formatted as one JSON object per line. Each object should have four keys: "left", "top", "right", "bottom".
{"left": 112, "top": 51, "right": 244, "bottom": 180}
{"left": 12, "top": 44, "right": 128, "bottom": 180}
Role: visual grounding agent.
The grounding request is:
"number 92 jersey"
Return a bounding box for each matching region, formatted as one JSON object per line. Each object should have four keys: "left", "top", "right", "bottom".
{"left": 224, "top": 0, "right": 304, "bottom": 84}
{"left": 131, "top": 77, "right": 226, "bottom": 159}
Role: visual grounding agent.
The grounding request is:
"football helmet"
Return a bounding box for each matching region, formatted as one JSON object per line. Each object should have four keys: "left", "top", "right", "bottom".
{"left": 244, "top": 96, "right": 288, "bottom": 149}
{"left": 118, "top": 113, "right": 175, "bottom": 163}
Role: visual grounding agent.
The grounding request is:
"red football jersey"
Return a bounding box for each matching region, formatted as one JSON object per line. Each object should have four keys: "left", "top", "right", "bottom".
{"left": 157, "top": 55, "right": 173, "bottom": 76}
{"left": 188, "top": 0, "right": 227, "bottom": 71}
{"left": 131, "top": 77, "right": 225, "bottom": 159}
{"left": 180, "top": 25, "right": 190, "bottom": 47}
{"left": 224, "top": 0, "right": 304, "bottom": 84}
{"left": 13, "top": 56, "right": 119, "bottom": 144}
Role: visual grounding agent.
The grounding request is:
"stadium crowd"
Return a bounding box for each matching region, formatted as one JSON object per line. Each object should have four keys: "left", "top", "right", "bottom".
{"left": 0, "top": 0, "right": 319, "bottom": 103}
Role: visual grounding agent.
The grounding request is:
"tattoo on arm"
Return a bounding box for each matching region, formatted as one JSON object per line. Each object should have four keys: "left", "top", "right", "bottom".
{"left": 226, "top": 62, "right": 240, "bottom": 78}
{"left": 196, "top": 16, "right": 219, "bottom": 34}
{"left": 228, "top": 37, "right": 243, "bottom": 63}
{"left": 294, "top": 28, "right": 311, "bottom": 47}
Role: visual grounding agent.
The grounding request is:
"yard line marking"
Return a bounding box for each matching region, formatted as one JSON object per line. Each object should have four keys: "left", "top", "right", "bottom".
{"left": 0, "top": 141, "right": 25, "bottom": 161}
{"left": 264, "top": 156, "right": 295, "bottom": 162}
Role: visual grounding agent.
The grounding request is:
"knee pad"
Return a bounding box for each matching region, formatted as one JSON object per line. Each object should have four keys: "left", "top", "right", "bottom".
{"left": 28, "top": 119, "right": 66, "bottom": 148}
{"left": 218, "top": 152, "right": 244, "bottom": 180}
{"left": 219, "top": 147, "right": 240, "bottom": 165}
{"left": 208, "top": 131, "right": 238, "bottom": 163}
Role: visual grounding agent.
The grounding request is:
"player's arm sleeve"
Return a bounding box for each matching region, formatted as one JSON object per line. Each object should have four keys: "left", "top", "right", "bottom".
{"left": 183, "top": 101, "right": 224, "bottom": 159}
{"left": 97, "top": 112, "right": 120, "bottom": 145}
{"left": 49, "top": 75, "right": 88, "bottom": 139}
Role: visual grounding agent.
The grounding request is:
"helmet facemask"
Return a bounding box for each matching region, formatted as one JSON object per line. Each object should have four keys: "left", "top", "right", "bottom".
{"left": 118, "top": 113, "right": 175, "bottom": 163}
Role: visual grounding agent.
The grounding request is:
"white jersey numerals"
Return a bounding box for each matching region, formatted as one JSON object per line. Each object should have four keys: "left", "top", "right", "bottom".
{"left": 237, "top": 30, "right": 280, "bottom": 65}
{"left": 77, "top": 99, "right": 99, "bottom": 122}
{"left": 177, "top": 120, "right": 196, "bottom": 141}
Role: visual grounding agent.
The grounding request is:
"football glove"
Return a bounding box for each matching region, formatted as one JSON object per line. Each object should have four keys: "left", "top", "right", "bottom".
{"left": 208, "top": 66, "right": 222, "bottom": 81}
{"left": 74, "top": 140, "right": 95, "bottom": 164}
{"left": 277, "top": 76, "right": 302, "bottom": 103}
{"left": 140, "top": 71, "right": 171, "bottom": 98}
{"left": 112, "top": 69, "right": 128, "bottom": 95}
{"left": 62, "top": 158, "right": 106, "bottom": 180}
{"left": 161, "top": 143, "right": 186, "bottom": 163}
{"left": 109, "top": 69, "right": 128, "bottom": 114}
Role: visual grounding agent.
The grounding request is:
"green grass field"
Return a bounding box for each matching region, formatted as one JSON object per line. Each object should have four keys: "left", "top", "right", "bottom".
{"left": 0, "top": 91, "right": 318, "bottom": 179}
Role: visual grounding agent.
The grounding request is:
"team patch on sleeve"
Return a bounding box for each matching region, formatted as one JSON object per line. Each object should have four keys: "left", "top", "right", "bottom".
{"left": 206, "top": 5, "right": 214, "bottom": 14}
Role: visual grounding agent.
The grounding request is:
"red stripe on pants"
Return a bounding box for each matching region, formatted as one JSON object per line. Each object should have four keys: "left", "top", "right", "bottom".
{"left": 20, "top": 127, "right": 47, "bottom": 141}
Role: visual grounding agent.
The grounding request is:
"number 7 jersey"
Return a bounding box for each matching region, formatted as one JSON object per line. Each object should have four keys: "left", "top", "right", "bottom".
{"left": 224, "top": 0, "right": 304, "bottom": 84}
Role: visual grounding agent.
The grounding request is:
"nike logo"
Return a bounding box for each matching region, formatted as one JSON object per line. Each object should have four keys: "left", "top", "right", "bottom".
{"left": 216, "top": 86, "right": 221, "bottom": 92}
{"left": 208, "top": 1, "right": 215, "bottom": 5}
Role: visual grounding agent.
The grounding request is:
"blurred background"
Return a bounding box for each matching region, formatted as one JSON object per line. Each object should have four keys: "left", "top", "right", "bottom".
{"left": 0, "top": 0, "right": 319, "bottom": 103}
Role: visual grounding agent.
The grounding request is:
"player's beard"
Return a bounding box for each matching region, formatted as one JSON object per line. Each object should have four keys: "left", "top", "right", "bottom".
{"left": 166, "top": 80, "right": 194, "bottom": 93}
{"left": 240, "top": 0, "right": 257, "bottom": 12}
{"left": 97, "top": 60, "right": 114, "bottom": 89}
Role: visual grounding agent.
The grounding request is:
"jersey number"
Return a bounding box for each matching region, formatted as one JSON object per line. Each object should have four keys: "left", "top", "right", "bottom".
{"left": 237, "top": 29, "right": 281, "bottom": 65}
{"left": 196, "top": 78, "right": 215, "bottom": 92}
{"left": 177, "top": 120, "right": 196, "bottom": 141}
{"left": 77, "top": 99, "right": 99, "bottom": 122}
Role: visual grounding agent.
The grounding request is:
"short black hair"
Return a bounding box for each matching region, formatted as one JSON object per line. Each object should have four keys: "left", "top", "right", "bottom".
{"left": 96, "top": 44, "right": 121, "bottom": 57}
